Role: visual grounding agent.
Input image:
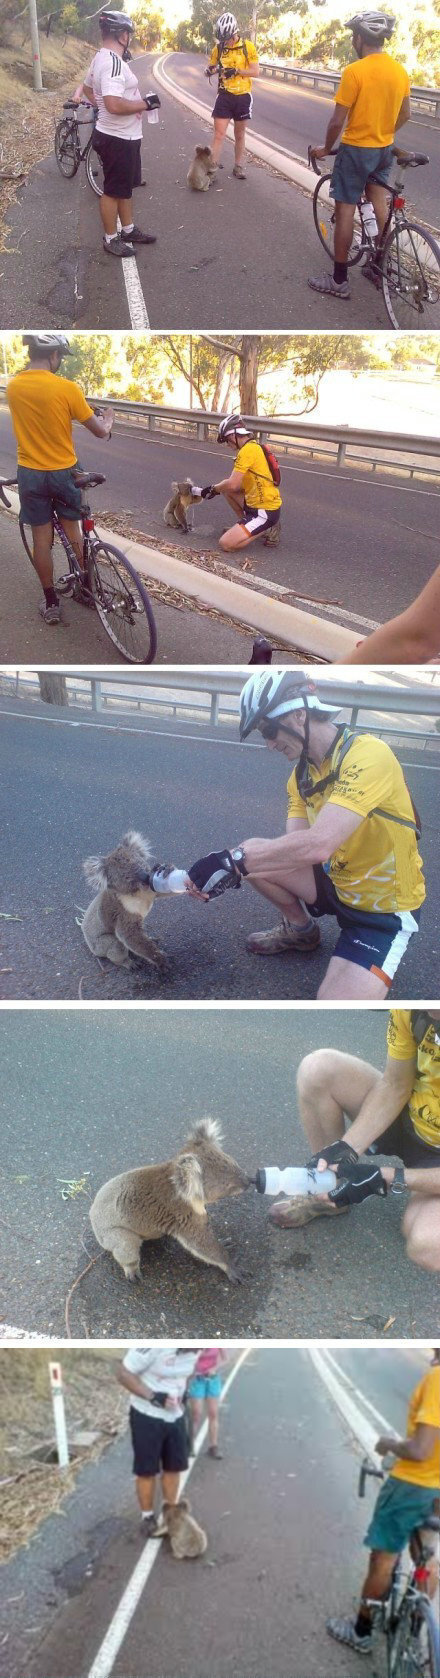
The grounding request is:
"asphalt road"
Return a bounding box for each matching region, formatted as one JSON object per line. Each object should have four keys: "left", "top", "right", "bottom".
{"left": 1, "top": 1010, "right": 439, "bottom": 1339}
{"left": 1, "top": 408, "right": 438, "bottom": 643}
{"left": 0, "top": 54, "right": 387, "bottom": 330}
{"left": 1, "top": 697, "right": 438, "bottom": 1003}
{"left": 169, "top": 53, "right": 440, "bottom": 231}
{"left": 0, "top": 1347, "right": 432, "bottom": 1678}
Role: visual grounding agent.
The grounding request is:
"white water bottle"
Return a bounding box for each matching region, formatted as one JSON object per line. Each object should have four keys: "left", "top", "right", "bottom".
{"left": 150, "top": 867, "right": 189, "bottom": 894}
{"left": 255, "top": 1165, "right": 337, "bottom": 1197}
{"left": 361, "top": 199, "right": 378, "bottom": 238}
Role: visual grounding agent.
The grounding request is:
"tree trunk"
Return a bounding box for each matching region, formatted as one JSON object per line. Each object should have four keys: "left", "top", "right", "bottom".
{"left": 239, "top": 336, "right": 261, "bottom": 414}
{"left": 250, "top": 0, "right": 257, "bottom": 42}
{"left": 212, "top": 348, "right": 234, "bottom": 410}
{"left": 38, "top": 675, "right": 69, "bottom": 706}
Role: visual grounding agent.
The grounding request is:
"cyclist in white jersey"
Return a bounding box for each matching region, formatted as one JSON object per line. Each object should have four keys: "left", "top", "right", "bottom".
{"left": 83, "top": 10, "right": 157, "bottom": 258}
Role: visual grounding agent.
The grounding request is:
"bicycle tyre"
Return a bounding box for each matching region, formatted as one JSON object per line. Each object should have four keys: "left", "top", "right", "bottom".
{"left": 90, "top": 540, "right": 157, "bottom": 663}
{"left": 85, "top": 141, "right": 104, "bottom": 197}
{"left": 389, "top": 1593, "right": 440, "bottom": 1678}
{"left": 381, "top": 221, "right": 440, "bottom": 329}
{"left": 54, "top": 118, "right": 80, "bottom": 178}
{"left": 19, "top": 520, "right": 77, "bottom": 595}
{"left": 312, "top": 174, "right": 365, "bottom": 267}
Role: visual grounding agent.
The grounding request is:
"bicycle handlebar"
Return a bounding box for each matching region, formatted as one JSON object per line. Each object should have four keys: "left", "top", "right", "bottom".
{"left": 307, "top": 141, "right": 429, "bottom": 174}
{"left": 359, "top": 1457, "right": 385, "bottom": 1499}
{"left": 63, "top": 98, "right": 94, "bottom": 109}
{"left": 0, "top": 478, "right": 17, "bottom": 508}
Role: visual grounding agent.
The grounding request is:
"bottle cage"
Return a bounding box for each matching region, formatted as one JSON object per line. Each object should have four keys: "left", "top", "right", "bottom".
{"left": 297, "top": 727, "right": 421, "bottom": 838}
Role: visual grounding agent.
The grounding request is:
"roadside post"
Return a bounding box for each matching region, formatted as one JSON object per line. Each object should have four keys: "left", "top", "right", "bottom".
{"left": 49, "top": 1362, "right": 70, "bottom": 1469}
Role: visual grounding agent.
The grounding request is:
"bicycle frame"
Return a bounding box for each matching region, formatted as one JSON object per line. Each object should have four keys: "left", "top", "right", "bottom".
{"left": 359, "top": 1459, "right": 440, "bottom": 1677}
{"left": 58, "top": 102, "right": 96, "bottom": 167}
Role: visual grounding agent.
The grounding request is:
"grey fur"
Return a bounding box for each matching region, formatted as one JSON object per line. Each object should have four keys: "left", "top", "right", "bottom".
{"left": 80, "top": 831, "right": 166, "bottom": 970}
{"left": 156, "top": 1499, "right": 208, "bottom": 1559}
{"left": 187, "top": 145, "right": 217, "bottom": 191}
{"left": 89, "top": 1116, "right": 251, "bottom": 1283}
{"left": 163, "top": 479, "right": 198, "bottom": 533}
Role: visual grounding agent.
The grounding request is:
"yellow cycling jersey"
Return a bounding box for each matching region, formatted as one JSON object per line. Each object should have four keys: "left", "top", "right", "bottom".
{"left": 286, "top": 729, "right": 425, "bottom": 915}
{"left": 387, "top": 1010, "right": 440, "bottom": 1150}
{"left": 390, "top": 1366, "right": 440, "bottom": 1490}
{"left": 209, "top": 38, "right": 258, "bottom": 95}
{"left": 7, "top": 370, "right": 93, "bottom": 471}
{"left": 235, "top": 440, "right": 282, "bottom": 511}
{"left": 336, "top": 51, "right": 410, "bottom": 148}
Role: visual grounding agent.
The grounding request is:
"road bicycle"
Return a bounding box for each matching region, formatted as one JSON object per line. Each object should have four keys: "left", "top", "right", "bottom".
{"left": 54, "top": 100, "right": 104, "bottom": 196}
{"left": 0, "top": 471, "right": 157, "bottom": 663}
{"left": 358, "top": 1457, "right": 440, "bottom": 1676}
{"left": 308, "top": 145, "right": 440, "bottom": 329}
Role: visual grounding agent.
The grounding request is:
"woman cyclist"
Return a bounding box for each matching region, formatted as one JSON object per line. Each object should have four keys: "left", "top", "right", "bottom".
{"left": 206, "top": 11, "right": 259, "bottom": 180}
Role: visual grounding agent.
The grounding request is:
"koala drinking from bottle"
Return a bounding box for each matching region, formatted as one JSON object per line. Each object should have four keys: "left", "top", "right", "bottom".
{"left": 78, "top": 831, "right": 191, "bottom": 972}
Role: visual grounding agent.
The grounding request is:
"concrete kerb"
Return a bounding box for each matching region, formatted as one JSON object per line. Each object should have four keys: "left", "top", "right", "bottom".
{"left": 2, "top": 492, "right": 358, "bottom": 660}
{"left": 153, "top": 54, "right": 319, "bottom": 196}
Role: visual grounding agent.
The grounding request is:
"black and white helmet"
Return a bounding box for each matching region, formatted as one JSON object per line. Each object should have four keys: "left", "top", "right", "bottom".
{"left": 22, "top": 332, "right": 73, "bottom": 356}
{"left": 347, "top": 11, "right": 395, "bottom": 42}
{"left": 99, "top": 9, "right": 133, "bottom": 35}
{"left": 217, "top": 413, "right": 252, "bottom": 444}
{"left": 215, "top": 12, "right": 239, "bottom": 40}
{"left": 239, "top": 670, "right": 340, "bottom": 742}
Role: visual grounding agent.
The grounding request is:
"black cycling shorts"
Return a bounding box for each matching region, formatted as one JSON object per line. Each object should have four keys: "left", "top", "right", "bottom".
{"left": 240, "top": 502, "right": 281, "bottom": 535}
{"left": 93, "top": 131, "right": 141, "bottom": 199}
{"left": 212, "top": 90, "right": 252, "bottom": 122}
{"left": 129, "top": 1408, "right": 189, "bottom": 1477}
{"left": 371, "top": 1106, "right": 440, "bottom": 1169}
{"left": 306, "top": 864, "right": 421, "bottom": 986}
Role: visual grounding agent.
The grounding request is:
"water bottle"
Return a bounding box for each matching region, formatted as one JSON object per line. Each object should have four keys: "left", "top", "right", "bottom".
{"left": 361, "top": 199, "right": 378, "bottom": 238}
{"left": 150, "top": 867, "right": 189, "bottom": 894}
{"left": 255, "top": 1165, "right": 337, "bottom": 1197}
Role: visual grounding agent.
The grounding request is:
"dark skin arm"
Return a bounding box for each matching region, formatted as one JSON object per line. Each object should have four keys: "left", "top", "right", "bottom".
{"left": 376, "top": 1423, "right": 440, "bottom": 1462}
{"left": 116, "top": 1363, "right": 179, "bottom": 1411}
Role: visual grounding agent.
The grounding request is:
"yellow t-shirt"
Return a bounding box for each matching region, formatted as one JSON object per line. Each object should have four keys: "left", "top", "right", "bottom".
{"left": 391, "top": 1366, "right": 440, "bottom": 1490}
{"left": 387, "top": 1010, "right": 440, "bottom": 1149}
{"left": 286, "top": 729, "right": 425, "bottom": 915}
{"left": 209, "top": 38, "right": 258, "bottom": 96}
{"left": 235, "top": 440, "right": 282, "bottom": 511}
{"left": 7, "top": 370, "right": 94, "bottom": 470}
{"left": 336, "top": 51, "right": 410, "bottom": 147}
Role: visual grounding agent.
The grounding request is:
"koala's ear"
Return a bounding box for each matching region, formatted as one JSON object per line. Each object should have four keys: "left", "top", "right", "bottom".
{"left": 83, "top": 854, "right": 106, "bottom": 891}
{"left": 171, "top": 1153, "right": 204, "bottom": 1206}
{"left": 162, "top": 1500, "right": 171, "bottom": 1513}
{"left": 179, "top": 1497, "right": 190, "bottom": 1512}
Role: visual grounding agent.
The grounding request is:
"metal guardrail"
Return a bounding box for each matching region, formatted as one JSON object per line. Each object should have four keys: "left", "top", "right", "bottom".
{"left": 259, "top": 61, "right": 440, "bottom": 118}
{"left": 86, "top": 398, "right": 440, "bottom": 480}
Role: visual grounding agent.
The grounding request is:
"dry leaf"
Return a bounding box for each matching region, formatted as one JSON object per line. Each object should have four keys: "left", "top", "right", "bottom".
{"left": 383, "top": 1315, "right": 396, "bottom": 1333}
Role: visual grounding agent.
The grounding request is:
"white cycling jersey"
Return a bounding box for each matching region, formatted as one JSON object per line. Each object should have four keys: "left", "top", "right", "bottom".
{"left": 87, "top": 46, "right": 143, "bottom": 139}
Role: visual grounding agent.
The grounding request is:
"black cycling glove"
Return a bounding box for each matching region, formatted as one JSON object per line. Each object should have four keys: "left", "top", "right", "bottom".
{"left": 200, "top": 485, "right": 219, "bottom": 499}
{"left": 306, "top": 1140, "right": 359, "bottom": 1171}
{"left": 188, "top": 849, "right": 245, "bottom": 898}
{"left": 220, "top": 66, "right": 235, "bottom": 79}
{"left": 329, "top": 1162, "right": 387, "bottom": 1208}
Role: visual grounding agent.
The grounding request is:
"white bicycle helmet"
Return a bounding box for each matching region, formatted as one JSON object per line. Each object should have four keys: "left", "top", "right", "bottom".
{"left": 215, "top": 12, "right": 239, "bottom": 41}
{"left": 217, "top": 413, "right": 252, "bottom": 444}
{"left": 239, "top": 671, "right": 340, "bottom": 742}
{"left": 22, "top": 332, "right": 73, "bottom": 356}
{"left": 98, "top": 9, "right": 133, "bottom": 34}
{"left": 347, "top": 11, "right": 395, "bottom": 42}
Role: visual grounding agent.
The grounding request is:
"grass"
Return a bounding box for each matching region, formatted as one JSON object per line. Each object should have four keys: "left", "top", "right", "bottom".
{"left": 0, "top": 26, "right": 92, "bottom": 246}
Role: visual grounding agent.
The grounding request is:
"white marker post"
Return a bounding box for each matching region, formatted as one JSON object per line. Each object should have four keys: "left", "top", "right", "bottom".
{"left": 49, "top": 1362, "right": 70, "bottom": 1470}
{"left": 27, "top": 0, "right": 43, "bottom": 91}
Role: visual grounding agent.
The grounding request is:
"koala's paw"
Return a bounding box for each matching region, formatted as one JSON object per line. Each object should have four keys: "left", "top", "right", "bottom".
{"left": 227, "top": 1263, "right": 243, "bottom": 1286}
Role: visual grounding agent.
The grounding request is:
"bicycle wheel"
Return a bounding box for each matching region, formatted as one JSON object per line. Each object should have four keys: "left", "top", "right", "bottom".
{"left": 90, "top": 540, "right": 157, "bottom": 663}
{"left": 54, "top": 118, "right": 80, "bottom": 178}
{"left": 381, "top": 222, "right": 440, "bottom": 329}
{"left": 312, "top": 175, "right": 365, "bottom": 266}
{"left": 19, "top": 521, "right": 77, "bottom": 595}
{"left": 85, "top": 142, "right": 104, "bottom": 197}
{"left": 389, "top": 1595, "right": 439, "bottom": 1678}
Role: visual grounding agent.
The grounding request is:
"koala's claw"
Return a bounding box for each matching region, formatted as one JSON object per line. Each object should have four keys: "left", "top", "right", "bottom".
{"left": 228, "top": 1265, "right": 243, "bottom": 1285}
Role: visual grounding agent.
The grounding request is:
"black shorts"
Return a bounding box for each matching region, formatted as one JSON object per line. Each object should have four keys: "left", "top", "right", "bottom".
{"left": 129, "top": 1408, "right": 189, "bottom": 1477}
{"left": 212, "top": 90, "right": 252, "bottom": 122}
{"left": 93, "top": 131, "right": 141, "bottom": 199}
{"left": 306, "top": 864, "right": 421, "bottom": 987}
{"left": 370, "top": 1106, "right": 440, "bottom": 1169}
{"left": 240, "top": 502, "right": 281, "bottom": 535}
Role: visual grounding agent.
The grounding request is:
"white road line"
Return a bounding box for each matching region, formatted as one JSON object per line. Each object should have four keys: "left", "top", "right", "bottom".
{"left": 121, "top": 254, "right": 150, "bottom": 328}
{"left": 308, "top": 1346, "right": 386, "bottom": 1462}
{"left": 86, "top": 1347, "right": 251, "bottom": 1678}
{"left": 323, "top": 1349, "right": 394, "bottom": 1434}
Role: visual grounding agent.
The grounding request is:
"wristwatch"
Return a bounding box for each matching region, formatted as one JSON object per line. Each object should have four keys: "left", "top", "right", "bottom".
{"left": 232, "top": 847, "right": 248, "bottom": 877}
{"left": 390, "top": 1164, "right": 407, "bottom": 1195}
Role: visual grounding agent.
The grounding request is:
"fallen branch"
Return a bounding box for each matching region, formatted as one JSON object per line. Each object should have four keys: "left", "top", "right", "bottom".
{"left": 64, "top": 1252, "right": 103, "bottom": 1338}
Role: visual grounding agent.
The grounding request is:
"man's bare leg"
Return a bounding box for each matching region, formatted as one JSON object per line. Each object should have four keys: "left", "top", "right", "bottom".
{"left": 32, "top": 523, "right": 56, "bottom": 590}
{"left": 317, "top": 954, "right": 390, "bottom": 1000}
{"left": 247, "top": 863, "right": 317, "bottom": 927}
{"left": 334, "top": 200, "right": 356, "bottom": 261}
{"left": 59, "top": 518, "right": 84, "bottom": 568}
{"left": 402, "top": 1195, "right": 440, "bottom": 1272}
{"left": 268, "top": 1047, "right": 380, "bottom": 1229}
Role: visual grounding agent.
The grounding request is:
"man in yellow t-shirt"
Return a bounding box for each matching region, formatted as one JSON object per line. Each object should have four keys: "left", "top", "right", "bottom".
{"left": 327, "top": 1352, "right": 440, "bottom": 1655}
{"left": 233, "top": 670, "right": 424, "bottom": 1000}
{"left": 309, "top": 11, "right": 410, "bottom": 302}
{"left": 206, "top": 12, "right": 259, "bottom": 180}
{"left": 200, "top": 413, "right": 282, "bottom": 552}
{"left": 7, "top": 332, "right": 113, "bottom": 625}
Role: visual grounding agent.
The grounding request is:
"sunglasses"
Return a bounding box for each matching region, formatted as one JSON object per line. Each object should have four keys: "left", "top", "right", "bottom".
{"left": 258, "top": 719, "right": 300, "bottom": 741}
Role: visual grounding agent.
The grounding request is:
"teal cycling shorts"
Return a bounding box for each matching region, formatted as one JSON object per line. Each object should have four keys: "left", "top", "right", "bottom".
{"left": 331, "top": 142, "right": 394, "bottom": 204}
{"left": 365, "top": 1478, "right": 439, "bottom": 1554}
{"left": 17, "top": 466, "right": 82, "bottom": 528}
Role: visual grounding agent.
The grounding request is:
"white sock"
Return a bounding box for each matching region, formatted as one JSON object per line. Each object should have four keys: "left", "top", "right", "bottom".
{"left": 104, "top": 232, "right": 118, "bottom": 243}
{"left": 121, "top": 222, "right": 134, "bottom": 235}
{"left": 141, "top": 1510, "right": 154, "bottom": 1521}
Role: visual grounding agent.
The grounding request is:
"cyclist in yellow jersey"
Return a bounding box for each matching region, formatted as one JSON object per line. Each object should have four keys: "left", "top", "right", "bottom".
{"left": 232, "top": 671, "right": 424, "bottom": 1000}
{"left": 309, "top": 11, "right": 410, "bottom": 301}
{"left": 206, "top": 12, "right": 259, "bottom": 180}
{"left": 6, "top": 333, "right": 113, "bottom": 625}
{"left": 327, "top": 1351, "right": 440, "bottom": 1655}
{"left": 200, "top": 414, "right": 282, "bottom": 551}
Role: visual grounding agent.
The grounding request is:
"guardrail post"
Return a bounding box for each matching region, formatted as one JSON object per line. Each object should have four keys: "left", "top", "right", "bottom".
{"left": 337, "top": 441, "right": 347, "bottom": 467}
{"left": 210, "top": 692, "right": 220, "bottom": 726}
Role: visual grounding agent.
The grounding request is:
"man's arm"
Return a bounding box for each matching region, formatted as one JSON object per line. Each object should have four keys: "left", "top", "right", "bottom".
{"left": 340, "top": 1053, "right": 416, "bottom": 1155}
{"left": 240, "top": 802, "right": 363, "bottom": 876}
{"left": 376, "top": 1423, "right": 439, "bottom": 1462}
{"left": 103, "top": 94, "right": 147, "bottom": 115}
{"left": 381, "top": 1162, "right": 440, "bottom": 1196}
{"left": 345, "top": 566, "right": 440, "bottom": 664}
{"left": 394, "top": 94, "right": 411, "bottom": 132}
{"left": 81, "top": 81, "right": 96, "bottom": 104}
{"left": 83, "top": 409, "right": 114, "bottom": 440}
{"left": 116, "top": 1362, "right": 155, "bottom": 1401}
{"left": 311, "top": 102, "right": 348, "bottom": 159}
{"left": 214, "top": 469, "right": 245, "bottom": 494}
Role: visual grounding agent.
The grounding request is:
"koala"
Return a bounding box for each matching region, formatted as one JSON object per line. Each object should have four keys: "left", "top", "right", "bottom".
{"left": 157, "top": 1499, "right": 207, "bottom": 1559}
{"left": 89, "top": 1117, "right": 251, "bottom": 1284}
{"left": 187, "top": 144, "right": 216, "bottom": 191}
{"left": 78, "top": 830, "right": 167, "bottom": 971}
{"left": 163, "top": 479, "right": 199, "bottom": 533}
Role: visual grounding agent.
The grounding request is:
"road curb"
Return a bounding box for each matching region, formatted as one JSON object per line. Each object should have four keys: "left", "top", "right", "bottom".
{"left": 153, "top": 54, "right": 317, "bottom": 195}
{"left": 308, "top": 1348, "right": 383, "bottom": 1461}
{"left": 3, "top": 497, "right": 358, "bottom": 660}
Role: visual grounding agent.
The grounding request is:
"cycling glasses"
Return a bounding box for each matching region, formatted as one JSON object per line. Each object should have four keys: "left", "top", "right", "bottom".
{"left": 258, "top": 719, "right": 302, "bottom": 741}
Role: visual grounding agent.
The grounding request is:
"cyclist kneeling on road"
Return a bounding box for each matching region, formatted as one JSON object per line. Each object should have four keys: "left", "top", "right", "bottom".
{"left": 327, "top": 1350, "right": 440, "bottom": 1655}
{"left": 6, "top": 333, "right": 113, "bottom": 625}
{"left": 207, "top": 12, "right": 259, "bottom": 181}
{"left": 82, "top": 10, "right": 157, "bottom": 259}
{"left": 200, "top": 414, "right": 282, "bottom": 552}
{"left": 309, "top": 10, "right": 410, "bottom": 301}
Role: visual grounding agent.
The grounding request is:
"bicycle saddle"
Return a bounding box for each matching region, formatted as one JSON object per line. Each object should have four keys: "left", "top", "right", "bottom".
{"left": 394, "top": 150, "right": 429, "bottom": 167}
{"left": 423, "top": 1516, "right": 440, "bottom": 1532}
{"left": 72, "top": 471, "right": 106, "bottom": 489}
